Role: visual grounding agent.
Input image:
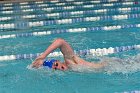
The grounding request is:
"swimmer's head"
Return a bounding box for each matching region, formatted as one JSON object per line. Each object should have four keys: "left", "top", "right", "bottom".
{"left": 43, "top": 59, "right": 68, "bottom": 71}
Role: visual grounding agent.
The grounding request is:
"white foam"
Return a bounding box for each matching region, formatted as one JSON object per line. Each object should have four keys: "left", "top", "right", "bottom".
{"left": 26, "top": 64, "right": 65, "bottom": 76}
{"left": 26, "top": 64, "right": 35, "bottom": 70}
{"left": 67, "top": 54, "right": 140, "bottom": 74}
{"left": 102, "top": 54, "right": 140, "bottom": 74}
{"left": 26, "top": 64, "right": 45, "bottom": 71}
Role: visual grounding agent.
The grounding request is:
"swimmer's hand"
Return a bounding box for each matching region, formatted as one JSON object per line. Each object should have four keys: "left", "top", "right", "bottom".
{"left": 32, "top": 57, "right": 44, "bottom": 68}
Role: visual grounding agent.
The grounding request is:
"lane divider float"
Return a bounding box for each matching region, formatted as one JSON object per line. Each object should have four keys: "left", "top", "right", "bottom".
{"left": 0, "top": 44, "right": 139, "bottom": 61}
{"left": 0, "top": 23, "right": 140, "bottom": 39}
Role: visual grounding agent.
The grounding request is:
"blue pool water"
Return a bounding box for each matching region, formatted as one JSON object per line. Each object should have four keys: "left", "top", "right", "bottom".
{"left": 1, "top": 0, "right": 140, "bottom": 93}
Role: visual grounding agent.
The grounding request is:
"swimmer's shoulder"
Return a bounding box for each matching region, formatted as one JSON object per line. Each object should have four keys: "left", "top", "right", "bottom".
{"left": 67, "top": 55, "right": 85, "bottom": 64}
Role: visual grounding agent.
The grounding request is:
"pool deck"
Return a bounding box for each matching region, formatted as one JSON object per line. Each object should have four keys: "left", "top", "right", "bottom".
{"left": 0, "top": 0, "right": 43, "bottom": 3}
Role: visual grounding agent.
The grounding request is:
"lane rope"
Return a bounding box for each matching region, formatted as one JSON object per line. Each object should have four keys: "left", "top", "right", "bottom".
{"left": 0, "top": 1, "right": 139, "bottom": 13}
{"left": 0, "top": 13, "right": 140, "bottom": 30}
{"left": 0, "top": 44, "right": 139, "bottom": 61}
{"left": 0, "top": 23, "right": 140, "bottom": 39}
{"left": 0, "top": 7, "right": 139, "bottom": 21}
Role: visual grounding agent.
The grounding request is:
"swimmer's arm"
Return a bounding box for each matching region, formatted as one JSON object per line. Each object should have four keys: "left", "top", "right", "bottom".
{"left": 37, "top": 38, "right": 75, "bottom": 60}
{"left": 32, "top": 38, "right": 74, "bottom": 67}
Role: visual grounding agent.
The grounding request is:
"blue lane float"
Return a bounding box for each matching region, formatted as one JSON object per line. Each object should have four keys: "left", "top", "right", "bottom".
{"left": 0, "top": 44, "right": 139, "bottom": 61}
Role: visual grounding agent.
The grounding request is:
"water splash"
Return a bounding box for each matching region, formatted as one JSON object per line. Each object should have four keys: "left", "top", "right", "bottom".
{"left": 101, "top": 54, "right": 140, "bottom": 74}
{"left": 26, "top": 64, "right": 65, "bottom": 76}
{"left": 67, "top": 53, "right": 140, "bottom": 74}
{"left": 27, "top": 53, "right": 140, "bottom": 75}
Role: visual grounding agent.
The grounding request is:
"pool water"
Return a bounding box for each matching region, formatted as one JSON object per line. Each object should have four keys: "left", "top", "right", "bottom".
{"left": 0, "top": 0, "right": 140, "bottom": 93}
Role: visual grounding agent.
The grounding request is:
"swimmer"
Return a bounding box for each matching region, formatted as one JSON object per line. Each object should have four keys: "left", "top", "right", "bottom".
{"left": 32, "top": 38, "right": 107, "bottom": 71}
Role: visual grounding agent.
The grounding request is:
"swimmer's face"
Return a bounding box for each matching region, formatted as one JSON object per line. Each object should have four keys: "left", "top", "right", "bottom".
{"left": 52, "top": 60, "right": 68, "bottom": 71}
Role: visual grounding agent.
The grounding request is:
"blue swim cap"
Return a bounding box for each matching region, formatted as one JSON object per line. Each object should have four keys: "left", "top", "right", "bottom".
{"left": 43, "top": 59, "right": 56, "bottom": 68}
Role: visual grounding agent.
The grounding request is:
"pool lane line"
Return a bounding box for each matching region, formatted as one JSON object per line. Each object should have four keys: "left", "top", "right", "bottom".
{"left": 0, "top": 5, "right": 139, "bottom": 16}
{"left": 0, "top": 13, "right": 140, "bottom": 30}
{"left": 0, "top": 7, "right": 139, "bottom": 21}
{"left": 0, "top": 1, "right": 139, "bottom": 13}
{"left": 0, "top": 0, "right": 135, "bottom": 6}
{"left": 0, "top": 23, "right": 140, "bottom": 39}
{"left": 0, "top": 44, "right": 139, "bottom": 61}
{"left": 120, "top": 90, "right": 140, "bottom": 93}
{"left": 0, "top": 1, "right": 139, "bottom": 12}
{"left": 0, "top": 0, "right": 136, "bottom": 7}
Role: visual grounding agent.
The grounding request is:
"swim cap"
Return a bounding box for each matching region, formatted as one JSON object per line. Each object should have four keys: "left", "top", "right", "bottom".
{"left": 43, "top": 59, "right": 56, "bottom": 68}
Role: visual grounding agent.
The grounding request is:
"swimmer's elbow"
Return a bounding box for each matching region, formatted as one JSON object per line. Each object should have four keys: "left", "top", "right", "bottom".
{"left": 53, "top": 38, "right": 66, "bottom": 46}
{"left": 55, "top": 38, "right": 65, "bottom": 43}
